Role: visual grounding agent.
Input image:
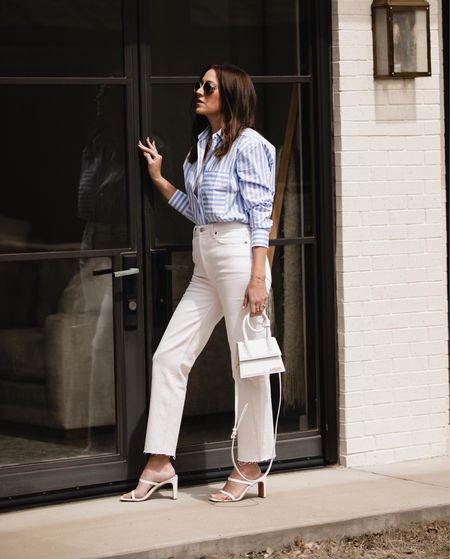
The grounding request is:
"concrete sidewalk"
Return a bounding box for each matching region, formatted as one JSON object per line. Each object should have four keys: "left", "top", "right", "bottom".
{"left": 0, "top": 456, "right": 448, "bottom": 559}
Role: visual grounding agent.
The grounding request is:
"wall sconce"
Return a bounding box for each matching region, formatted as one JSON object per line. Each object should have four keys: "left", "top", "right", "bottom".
{"left": 371, "top": 0, "right": 431, "bottom": 78}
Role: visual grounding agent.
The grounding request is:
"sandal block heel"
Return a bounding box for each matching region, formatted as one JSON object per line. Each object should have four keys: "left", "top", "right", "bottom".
{"left": 171, "top": 474, "right": 178, "bottom": 500}
{"left": 209, "top": 475, "right": 267, "bottom": 502}
{"left": 258, "top": 479, "right": 266, "bottom": 498}
{"left": 120, "top": 474, "right": 178, "bottom": 502}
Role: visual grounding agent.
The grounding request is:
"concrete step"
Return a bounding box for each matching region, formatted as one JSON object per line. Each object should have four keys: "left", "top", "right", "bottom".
{"left": 0, "top": 456, "right": 448, "bottom": 559}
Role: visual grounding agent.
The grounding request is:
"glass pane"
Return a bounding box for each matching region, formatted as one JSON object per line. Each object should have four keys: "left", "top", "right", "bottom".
{"left": 0, "top": 85, "right": 128, "bottom": 253}
{"left": 0, "top": 257, "right": 117, "bottom": 467}
{"left": 392, "top": 9, "right": 429, "bottom": 73}
{"left": 148, "top": 82, "right": 312, "bottom": 246}
{"left": 148, "top": 0, "right": 301, "bottom": 76}
{"left": 375, "top": 8, "right": 389, "bottom": 76}
{"left": 271, "top": 243, "right": 317, "bottom": 434}
{"left": 0, "top": 0, "right": 124, "bottom": 77}
{"left": 254, "top": 83, "right": 314, "bottom": 238}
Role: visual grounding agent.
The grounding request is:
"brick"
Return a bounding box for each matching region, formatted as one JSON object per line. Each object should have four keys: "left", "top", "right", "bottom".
{"left": 371, "top": 196, "right": 408, "bottom": 210}
{"left": 428, "top": 355, "right": 449, "bottom": 369}
{"left": 375, "top": 372, "right": 412, "bottom": 388}
{"left": 391, "top": 356, "right": 428, "bottom": 373}
{"left": 339, "top": 406, "right": 374, "bottom": 422}
{"left": 342, "top": 436, "right": 376, "bottom": 454}
{"left": 429, "top": 383, "right": 450, "bottom": 398}
{"left": 411, "top": 370, "right": 448, "bottom": 385}
{"left": 394, "top": 445, "right": 432, "bottom": 461}
{"left": 362, "top": 330, "right": 392, "bottom": 346}
{"left": 389, "top": 151, "right": 425, "bottom": 165}
{"left": 371, "top": 402, "right": 417, "bottom": 419}
{"left": 364, "top": 359, "right": 392, "bottom": 374}
{"left": 340, "top": 255, "right": 372, "bottom": 271}
{"left": 369, "top": 136, "right": 406, "bottom": 150}
{"left": 388, "top": 210, "right": 425, "bottom": 225}
{"left": 428, "top": 413, "right": 449, "bottom": 428}
{"left": 342, "top": 391, "right": 366, "bottom": 407}
{"left": 340, "top": 422, "right": 366, "bottom": 438}
{"left": 388, "top": 298, "right": 428, "bottom": 313}
{"left": 414, "top": 428, "right": 448, "bottom": 445}
{"left": 405, "top": 135, "right": 440, "bottom": 150}
{"left": 375, "top": 432, "right": 413, "bottom": 449}
{"left": 365, "top": 417, "right": 413, "bottom": 435}
{"left": 390, "top": 327, "right": 428, "bottom": 343}
{"left": 427, "top": 326, "right": 449, "bottom": 341}
{"left": 344, "top": 346, "right": 374, "bottom": 362}
{"left": 364, "top": 389, "right": 395, "bottom": 405}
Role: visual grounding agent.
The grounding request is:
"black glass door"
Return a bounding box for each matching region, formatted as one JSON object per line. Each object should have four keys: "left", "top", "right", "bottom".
{"left": 0, "top": 0, "right": 336, "bottom": 504}
{"left": 0, "top": 1, "right": 148, "bottom": 504}
{"left": 140, "top": 0, "right": 335, "bottom": 474}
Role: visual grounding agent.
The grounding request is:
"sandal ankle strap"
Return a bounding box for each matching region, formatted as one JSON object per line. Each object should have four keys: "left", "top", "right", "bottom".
{"left": 139, "top": 478, "right": 158, "bottom": 486}
{"left": 228, "top": 476, "right": 255, "bottom": 486}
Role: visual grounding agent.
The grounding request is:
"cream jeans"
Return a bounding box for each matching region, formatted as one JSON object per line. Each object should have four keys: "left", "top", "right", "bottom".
{"left": 143, "top": 222, "right": 275, "bottom": 462}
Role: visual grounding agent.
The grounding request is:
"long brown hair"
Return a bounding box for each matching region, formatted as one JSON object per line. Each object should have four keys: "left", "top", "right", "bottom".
{"left": 187, "top": 64, "right": 257, "bottom": 163}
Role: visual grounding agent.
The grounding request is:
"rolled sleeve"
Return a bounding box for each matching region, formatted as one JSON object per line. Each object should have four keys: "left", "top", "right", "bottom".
{"left": 236, "top": 141, "right": 275, "bottom": 248}
{"left": 168, "top": 189, "right": 195, "bottom": 223}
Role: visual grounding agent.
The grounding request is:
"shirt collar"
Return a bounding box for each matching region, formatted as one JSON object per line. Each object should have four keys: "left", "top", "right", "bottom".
{"left": 198, "top": 126, "right": 223, "bottom": 144}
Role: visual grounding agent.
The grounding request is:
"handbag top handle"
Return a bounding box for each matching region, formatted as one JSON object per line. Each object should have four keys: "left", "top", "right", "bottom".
{"left": 242, "top": 311, "right": 271, "bottom": 342}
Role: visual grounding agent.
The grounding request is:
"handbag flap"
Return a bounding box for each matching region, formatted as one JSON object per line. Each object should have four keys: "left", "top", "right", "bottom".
{"left": 237, "top": 337, "right": 282, "bottom": 362}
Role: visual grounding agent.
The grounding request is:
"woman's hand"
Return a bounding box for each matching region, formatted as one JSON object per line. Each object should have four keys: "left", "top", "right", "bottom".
{"left": 243, "top": 277, "right": 268, "bottom": 316}
{"left": 138, "top": 137, "right": 163, "bottom": 182}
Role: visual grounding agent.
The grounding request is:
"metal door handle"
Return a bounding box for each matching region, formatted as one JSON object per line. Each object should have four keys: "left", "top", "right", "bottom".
{"left": 113, "top": 267, "right": 139, "bottom": 278}
{"left": 92, "top": 267, "right": 140, "bottom": 277}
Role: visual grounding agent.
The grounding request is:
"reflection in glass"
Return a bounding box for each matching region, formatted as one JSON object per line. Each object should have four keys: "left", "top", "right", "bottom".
{"left": 0, "top": 258, "right": 117, "bottom": 467}
{"left": 78, "top": 86, "right": 128, "bottom": 250}
{"left": 392, "top": 10, "right": 428, "bottom": 74}
{"left": 0, "top": 0, "right": 124, "bottom": 77}
{"left": 148, "top": 0, "right": 300, "bottom": 76}
{"left": 0, "top": 85, "right": 128, "bottom": 253}
{"left": 270, "top": 243, "right": 313, "bottom": 434}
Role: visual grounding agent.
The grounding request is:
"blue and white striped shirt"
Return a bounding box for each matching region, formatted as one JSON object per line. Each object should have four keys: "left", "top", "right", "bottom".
{"left": 168, "top": 126, "right": 276, "bottom": 247}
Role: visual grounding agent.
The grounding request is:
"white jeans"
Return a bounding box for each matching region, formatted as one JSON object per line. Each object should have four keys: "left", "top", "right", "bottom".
{"left": 143, "top": 222, "right": 275, "bottom": 462}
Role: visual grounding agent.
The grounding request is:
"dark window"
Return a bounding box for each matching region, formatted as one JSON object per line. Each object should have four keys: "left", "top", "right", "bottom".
{"left": 0, "top": 0, "right": 124, "bottom": 77}
{"left": 148, "top": 0, "right": 303, "bottom": 76}
{"left": 0, "top": 85, "right": 128, "bottom": 253}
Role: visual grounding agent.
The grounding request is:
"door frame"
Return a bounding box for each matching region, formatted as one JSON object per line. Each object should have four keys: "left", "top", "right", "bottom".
{"left": 139, "top": 0, "right": 338, "bottom": 480}
{"left": 0, "top": 0, "right": 149, "bottom": 509}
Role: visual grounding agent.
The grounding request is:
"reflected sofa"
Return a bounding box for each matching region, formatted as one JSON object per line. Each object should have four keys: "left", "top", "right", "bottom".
{"left": 0, "top": 256, "right": 115, "bottom": 432}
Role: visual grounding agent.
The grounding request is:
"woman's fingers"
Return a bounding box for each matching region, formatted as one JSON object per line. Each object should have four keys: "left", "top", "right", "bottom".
{"left": 138, "top": 138, "right": 159, "bottom": 158}
{"left": 242, "top": 289, "right": 248, "bottom": 309}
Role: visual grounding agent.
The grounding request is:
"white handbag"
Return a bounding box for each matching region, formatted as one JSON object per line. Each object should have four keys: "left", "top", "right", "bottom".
{"left": 237, "top": 312, "right": 285, "bottom": 378}
{"left": 231, "top": 311, "right": 286, "bottom": 482}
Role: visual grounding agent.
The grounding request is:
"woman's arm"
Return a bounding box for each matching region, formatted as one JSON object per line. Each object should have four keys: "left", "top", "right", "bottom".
{"left": 243, "top": 246, "right": 269, "bottom": 315}
{"left": 237, "top": 139, "right": 275, "bottom": 315}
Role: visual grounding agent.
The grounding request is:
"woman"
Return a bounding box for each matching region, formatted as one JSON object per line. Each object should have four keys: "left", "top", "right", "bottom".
{"left": 120, "top": 63, "right": 276, "bottom": 503}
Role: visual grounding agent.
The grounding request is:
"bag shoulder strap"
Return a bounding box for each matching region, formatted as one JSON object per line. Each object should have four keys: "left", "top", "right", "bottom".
{"left": 230, "top": 372, "right": 282, "bottom": 482}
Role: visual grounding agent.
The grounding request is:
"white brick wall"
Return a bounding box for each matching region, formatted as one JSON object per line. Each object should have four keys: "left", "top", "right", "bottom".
{"left": 332, "top": 0, "right": 449, "bottom": 466}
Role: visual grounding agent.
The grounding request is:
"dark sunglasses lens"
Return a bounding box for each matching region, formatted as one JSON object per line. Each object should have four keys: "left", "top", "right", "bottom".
{"left": 193, "top": 81, "right": 216, "bottom": 95}
{"left": 203, "top": 82, "right": 215, "bottom": 95}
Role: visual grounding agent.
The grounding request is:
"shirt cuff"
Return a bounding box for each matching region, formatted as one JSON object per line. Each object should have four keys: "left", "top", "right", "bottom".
{"left": 251, "top": 227, "right": 270, "bottom": 248}
{"left": 167, "top": 189, "right": 187, "bottom": 211}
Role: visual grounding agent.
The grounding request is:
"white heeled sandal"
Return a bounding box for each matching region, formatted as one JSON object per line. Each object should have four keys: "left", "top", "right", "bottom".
{"left": 209, "top": 475, "right": 267, "bottom": 502}
{"left": 120, "top": 474, "right": 178, "bottom": 502}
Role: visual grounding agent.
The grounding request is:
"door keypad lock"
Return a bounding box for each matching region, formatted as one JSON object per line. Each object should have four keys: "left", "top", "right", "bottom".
{"left": 92, "top": 257, "right": 139, "bottom": 330}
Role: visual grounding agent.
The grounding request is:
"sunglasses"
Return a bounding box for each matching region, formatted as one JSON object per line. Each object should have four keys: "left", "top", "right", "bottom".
{"left": 193, "top": 80, "right": 218, "bottom": 96}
